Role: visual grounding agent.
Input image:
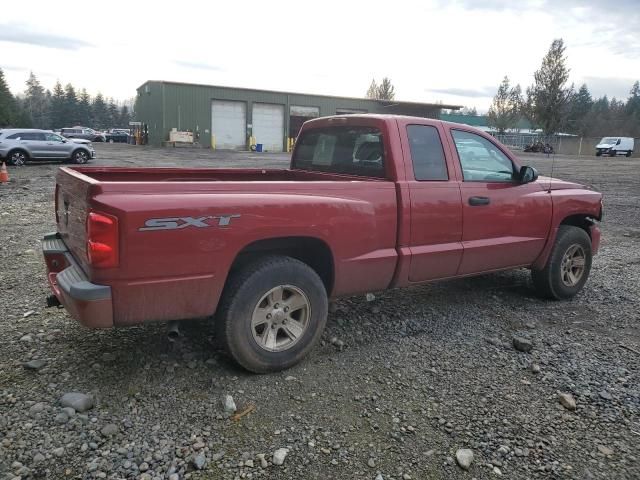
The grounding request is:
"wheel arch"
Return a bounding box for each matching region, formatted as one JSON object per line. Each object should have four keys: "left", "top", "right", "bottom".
{"left": 559, "top": 214, "right": 597, "bottom": 238}
{"left": 532, "top": 213, "right": 597, "bottom": 270}
{"left": 229, "top": 236, "right": 335, "bottom": 295}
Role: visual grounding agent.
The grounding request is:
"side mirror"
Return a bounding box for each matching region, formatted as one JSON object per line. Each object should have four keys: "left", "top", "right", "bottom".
{"left": 519, "top": 165, "right": 538, "bottom": 184}
{"left": 61, "top": 139, "right": 67, "bottom": 143}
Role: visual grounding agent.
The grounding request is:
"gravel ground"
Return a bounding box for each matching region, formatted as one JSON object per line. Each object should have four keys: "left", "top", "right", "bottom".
{"left": 1, "top": 144, "right": 639, "bottom": 480}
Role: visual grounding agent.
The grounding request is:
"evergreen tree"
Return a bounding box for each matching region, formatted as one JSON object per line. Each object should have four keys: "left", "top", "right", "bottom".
{"left": 366, "top": 79, "right": 378, "bottom": 99}
{"left": 487, "top": 76, "right": 522, "bottom": 133}
{"left": 107, "top": 98, "right": 119, "bottom": 128}
{"left": 376, "top": 77, "right": 395, "bottom": 100}
{"left": 64, "top": 83, "right": 79, "bottom": 125}
{"left": 50, "top": 81, "right": 66, "bottom": 128}
{"left": 0, "top": 68, "right": 18, "bottom": 127}
{"left": 566, "top": 84, "right": 593, "bottom": 136}
{"left": 626, "top": 81, "right": 640, "bottom": 131}
{"left": 91, "top": 93, "right": 108, "bottom": 129}
{"left": 118, "top": 105, "right": 131, "bottom": 127}
{"left": 24, "top": 72, "right": 50, "bottom": 129}
{"left": 77, "top": 89, "right": 91, "bottom": 126}
{"left": 527, "top": 39, "right": 573, "bottom": 135}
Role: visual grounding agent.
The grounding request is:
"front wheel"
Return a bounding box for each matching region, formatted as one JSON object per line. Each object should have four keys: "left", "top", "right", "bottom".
{"left": 626, "top": 151, "right": 632, "bottom": 157}
{"left": 71, "top": 150, "right": 89, "bottom": 164}
{"left": 531, "top": 225, "right": 592, "bottom": 299}
{"left": 215, "top": 255, "right": 328, "bottom": 373}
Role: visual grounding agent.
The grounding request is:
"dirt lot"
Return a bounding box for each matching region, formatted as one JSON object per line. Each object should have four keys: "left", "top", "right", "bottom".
{"left": 1, "top": 144, "right": 639, "bottom": 480}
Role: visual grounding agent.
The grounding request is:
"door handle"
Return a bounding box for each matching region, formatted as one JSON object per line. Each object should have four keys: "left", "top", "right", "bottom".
{"left": 469, "top": 196, "right": 490, "bottom": 206}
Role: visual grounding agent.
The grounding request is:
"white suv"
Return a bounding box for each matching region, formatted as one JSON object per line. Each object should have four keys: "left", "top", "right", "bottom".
{"left": 0, "top": 129, "right": 96, "bottom": 166}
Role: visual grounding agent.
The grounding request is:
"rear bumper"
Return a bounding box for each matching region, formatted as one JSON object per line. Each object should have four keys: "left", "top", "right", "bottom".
{"left": 42, "top": 232, "right": 113, "bottom": 328}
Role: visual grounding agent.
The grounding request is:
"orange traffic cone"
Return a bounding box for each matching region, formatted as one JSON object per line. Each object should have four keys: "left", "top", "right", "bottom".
{"left": 0, "top": 162, "right": 9, "bottom": 184}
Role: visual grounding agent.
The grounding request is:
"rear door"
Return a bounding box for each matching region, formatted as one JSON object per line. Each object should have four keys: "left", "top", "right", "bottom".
{"left": 448, "top": 128, "right": 551, "bottom": 274}
{"left": 400, "top": 121, "right": 464, "bottom": 282}
{"left": 21, "top": 132, "right": 48, "bottom": 157}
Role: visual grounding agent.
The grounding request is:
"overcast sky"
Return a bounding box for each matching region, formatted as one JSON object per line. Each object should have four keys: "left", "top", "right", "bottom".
{"left": 1, "top": 0, "right": 639, "bottom": 112}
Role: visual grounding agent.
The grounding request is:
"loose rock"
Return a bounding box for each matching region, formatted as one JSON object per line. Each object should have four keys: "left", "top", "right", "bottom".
{"left": 273, "top": 448, "right": 289, "bottom": 466}
{"left": 222, "top": 394, "right": 236, "bottom": 414}
{"left": 512, "top": 336, "right": 533, "bottom": 353}
{"left": 60, "top": 392, "right": 94, "bottom": 412}
{"left": 193, "top": 454, "right": 206, "bottom": 470}
{"left": 559, "top": 393, "right": 576, "bottom": 411}
{"left": 23, "top": 359, "right": 47, "bottom": 370}
{"left": 598, "top": 445, "right": 614, "bottom": 456}
{"left": 456, "top": 448, "right": 474, "bottom": 470}
{"left": 101, "top": 423, "right": 118, "bottom": 436}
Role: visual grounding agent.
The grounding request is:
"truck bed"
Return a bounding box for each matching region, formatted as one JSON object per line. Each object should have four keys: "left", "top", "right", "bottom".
{"left": 54, "top": 165, "right": 399, "bottom": 326}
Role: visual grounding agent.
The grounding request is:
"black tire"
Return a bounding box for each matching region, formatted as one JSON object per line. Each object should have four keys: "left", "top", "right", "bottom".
{"left": 626, "top": 151, "right": 632, "bottom": 158}
{"left": 531, "top": 225, "right": 592, "bottom": 300}
{"left": 7, "top": 149, "right": 28, "bottom": 166}
{"left": 215, "top": 255, "right": 328, "bottom": 373}
{"left": 609, "top": 149, "right": 617, "bottom": 157}
{"left": 71, "top": 149, "right": 89, "bottom": 164}
{"left": 595, "top": 151, "right": 601, "bottom": 156}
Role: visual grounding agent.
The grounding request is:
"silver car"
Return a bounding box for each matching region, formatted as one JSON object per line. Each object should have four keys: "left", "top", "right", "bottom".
{"left": 0, "top": 129, "right": 96, "bottom": 166}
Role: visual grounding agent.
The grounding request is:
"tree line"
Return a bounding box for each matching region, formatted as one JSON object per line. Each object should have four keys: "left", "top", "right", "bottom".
{"left": 0, "top": 69, "right": 132, "bottom": 130}
{"left": 488, "top": 39, "right": 640, "bottom": 138}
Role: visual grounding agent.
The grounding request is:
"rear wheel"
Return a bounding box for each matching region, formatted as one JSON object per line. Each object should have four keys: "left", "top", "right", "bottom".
{"left": 626, "top": 151, "right": 632, "bottom": 157}
{"left": 215, "top": 255, "right": 328, "bottom": 373}
{"left": 531, "top": 225, "right": 592, "bottom": 299}
{"left": 8, "top": 150, "right": 28, "bottom": 166}
{"left": 71, "top": 150, "right": 89, "bottom": 164}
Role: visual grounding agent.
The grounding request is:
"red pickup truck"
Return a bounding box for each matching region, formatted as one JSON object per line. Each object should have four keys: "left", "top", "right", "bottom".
{"left": 43, "top": 115, "right": 603, "bottom": 372}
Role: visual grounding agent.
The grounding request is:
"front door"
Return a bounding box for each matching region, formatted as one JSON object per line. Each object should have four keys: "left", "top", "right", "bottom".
{"left": 403, "top": 123, "right": 464, "bottom": 282}
{"left": 448, "top": 129, "right": 552, "bottom": 275}
{"left": 44, "top": 132, "right": 71, "bottom": 158}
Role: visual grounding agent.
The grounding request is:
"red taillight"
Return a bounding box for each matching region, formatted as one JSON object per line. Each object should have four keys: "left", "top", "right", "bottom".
{"left": 86, "top": 211, "right": 119, "bottom": 268}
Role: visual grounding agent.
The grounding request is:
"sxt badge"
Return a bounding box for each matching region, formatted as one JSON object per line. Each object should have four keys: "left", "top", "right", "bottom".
{"left": 139, "top": 214, "right": 240, "bottom": 231}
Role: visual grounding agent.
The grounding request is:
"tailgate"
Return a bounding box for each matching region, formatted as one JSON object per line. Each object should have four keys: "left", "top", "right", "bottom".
{"left": 55, "top": 168, "right": 94, "bottom": 273}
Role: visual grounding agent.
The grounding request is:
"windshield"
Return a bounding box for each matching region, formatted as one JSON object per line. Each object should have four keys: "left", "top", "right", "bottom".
{"left": 292, "top": 126, "right": 386, "bottom": 178}
{"left": 601, "top": 137, "right": 618, "bottom": 144}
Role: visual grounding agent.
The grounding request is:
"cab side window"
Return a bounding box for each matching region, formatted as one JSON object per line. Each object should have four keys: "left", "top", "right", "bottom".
{"left": 451, "top": 130, "right": 514, "bottom": 182}
{"left": 407, "top": 125, "right": 448, "bottom": 181}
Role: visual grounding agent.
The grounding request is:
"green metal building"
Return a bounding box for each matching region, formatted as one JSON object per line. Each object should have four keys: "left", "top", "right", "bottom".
{"left": 135, "top": 80, "right": 460, "bottom": 151}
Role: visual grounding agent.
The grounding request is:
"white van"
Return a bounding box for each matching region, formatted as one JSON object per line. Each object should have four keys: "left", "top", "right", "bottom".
{"left": 596, "top": 137, "right": 634, "bottom": 157}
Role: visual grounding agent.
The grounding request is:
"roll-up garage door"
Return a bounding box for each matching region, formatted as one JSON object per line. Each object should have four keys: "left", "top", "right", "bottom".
{"left": 252, "top": 103, "right": 284, "bottom": 152}
{"left": 212, "top": 100, "right": 246, "bottom": 150}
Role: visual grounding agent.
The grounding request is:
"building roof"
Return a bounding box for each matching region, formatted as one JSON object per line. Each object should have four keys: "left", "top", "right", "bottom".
{"left": 138, "top": 80, "right": 462, "bottom": 111}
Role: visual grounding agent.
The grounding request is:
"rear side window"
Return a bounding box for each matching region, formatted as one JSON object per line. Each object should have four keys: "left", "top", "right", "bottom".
{"left": 407, "top": 125, "right": 448, "bottom": 181}
{"left": 21, "top": 132, "right": 45, "bottom": 141}
{"left": 6, "top": 133, "right": 22, "bottom": 139}
{"left": 293, "top": 127, "right": 385, "bottom": 178}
